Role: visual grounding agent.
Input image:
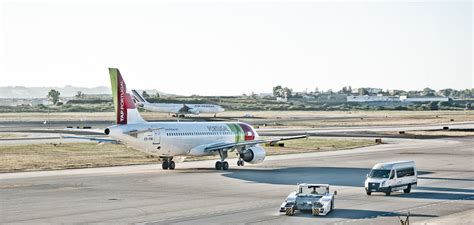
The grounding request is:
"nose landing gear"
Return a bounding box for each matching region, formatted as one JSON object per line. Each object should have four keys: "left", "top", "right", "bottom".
{"left": 161, "top": 157, "right": 175, "bottom": 170}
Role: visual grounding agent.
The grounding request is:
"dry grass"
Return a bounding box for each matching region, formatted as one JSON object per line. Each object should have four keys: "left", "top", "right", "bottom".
{"left": 0, "top": 112, "right": 115, "bottom": 122}
{"left": 0, "top": 137, "right": 376, "bottom": 172}
{"left": 0, "top": 133, "right": 26, "bottom": 139}
{"left": 0, "top": 143, "right": 158, "bottom": 173}
{"left": 384, "top": 130, "right": 474, "bottom": 137}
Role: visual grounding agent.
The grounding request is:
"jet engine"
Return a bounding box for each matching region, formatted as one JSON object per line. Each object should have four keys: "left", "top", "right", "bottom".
{"left": 240, "top": 145, "right": 266, "bottom": 164}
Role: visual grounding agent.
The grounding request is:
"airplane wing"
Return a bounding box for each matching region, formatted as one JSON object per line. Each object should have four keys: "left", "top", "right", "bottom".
{"left": 123, "top": 127, "right": 163, "bottom": 136}
{"left": 60, "top": 135, "right": 118, "bottom": 144}
{"left": 204, "top": 134, "right": 308, "bottom": 152}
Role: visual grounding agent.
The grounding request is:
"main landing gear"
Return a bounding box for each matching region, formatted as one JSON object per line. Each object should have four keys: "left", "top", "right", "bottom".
{"left": 215, "top": 150, "right": 229, "bottom": 170}
{"left": 214, "top": 150, "right": 246, "bottom": 170}
{"left": 161, "top": 157, "right": 175, "bottom": 170}
{"left": 215, "top": 161, "right": 229, "bottom": 170}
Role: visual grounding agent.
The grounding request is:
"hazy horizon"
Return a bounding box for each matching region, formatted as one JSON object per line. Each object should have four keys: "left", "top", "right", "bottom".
{"left": 1, "top": 0, "right": 472, "bottom": 96}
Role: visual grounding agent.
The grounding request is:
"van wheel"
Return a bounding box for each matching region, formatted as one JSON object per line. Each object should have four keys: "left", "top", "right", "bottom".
{"left": 404, "top": 184, "right": 411, "bottom": 193}
{"left": 366, "top": 190, "right": 372, "bottom": 195}
{"left": 385, "top": 187, "right": 391, "bottom": 196}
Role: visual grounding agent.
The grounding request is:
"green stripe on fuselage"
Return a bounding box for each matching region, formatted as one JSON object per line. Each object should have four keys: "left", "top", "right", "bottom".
{"left": 227, "top": 123, "right": 244, "bottom": 142}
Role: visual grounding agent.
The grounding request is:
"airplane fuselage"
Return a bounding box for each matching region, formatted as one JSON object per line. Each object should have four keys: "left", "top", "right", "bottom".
{"left": 142, "top": 103, "right": 224, "bottom": 115}
{"left": 106, "top": 122, "right": 258, "bottom": 157}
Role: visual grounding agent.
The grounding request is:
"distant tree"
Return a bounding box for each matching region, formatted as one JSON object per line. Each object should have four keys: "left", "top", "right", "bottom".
{"left": 358, "top": 88, "right": 369, "bottom": 96}
{"left": 142, "top": 91, "right": 150, "bottom": 99}
{"left": 47, "top": 89, "right": 61, "bottom": 105}
{"left": 36, "top": 104, "right": 47, "bottom": 110}
{"left": 340, "top": 86, "right": 347, "bottom": 94}
{"left": 339, "top": 86, "right": 353, "bottom": 94}
{"left": 438, "top": 101, "right": 451, "bottom": 108}
{"left": 75, "top": 91, "right": 85, "bottom": 99}
{"left": 283, "top": 87, "right": 292, "bottom": 98}
{"left": 437, "top": 89, "right": 453, "bottom": 97}
{"left": 390, "top": 89, "right": 407, "bottom": 96}
{"left": 460, "top": 89, "right": 474, "bottom": 99}
{"left": 422, "top": 88, "right": 435, "bottom": 96}
{"left": 250, "top": 91, "right": 258, "bottom": 99}
{"left": 314, "top": 87, "right": 320, "bottom": 93}
{"left": 428, "top": 101, "right": 439, "bottom": 110}
{"left": 407, "top": 90, "right": 419, "bottom": 97}
{"left": 273, "top": 85, "right": 283, "bottom": 97}
{"left": 154, "top": 92, "right": 160, "bottom": 98}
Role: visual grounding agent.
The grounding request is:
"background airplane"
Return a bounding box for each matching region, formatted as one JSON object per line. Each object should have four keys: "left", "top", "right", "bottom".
{"left": 74, "top": 68, "right": 307, "bottom": 170}
{"left": 131, "top": 89, "right": 225, "bottom": 117}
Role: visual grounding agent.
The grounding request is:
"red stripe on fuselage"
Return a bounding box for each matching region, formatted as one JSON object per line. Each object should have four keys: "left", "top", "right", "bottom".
{"left": 239, "top": 123, "right": 255, "bottom": 141}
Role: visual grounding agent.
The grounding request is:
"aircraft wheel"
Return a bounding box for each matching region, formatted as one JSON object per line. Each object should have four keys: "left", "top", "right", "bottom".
{"left": 223, "top": 161, "right": 229, "bottom": 170}
{"left": 169, "top": 161, "right": 175, "bottom": 170}
{"left": 215, "top": 161, "right": 222, "bottom": 170}
{"left": 366, "top": 190, "right": 372, "bottom": 195}
{"left": 162, "top": 161, "right": 169, "bottom": 170}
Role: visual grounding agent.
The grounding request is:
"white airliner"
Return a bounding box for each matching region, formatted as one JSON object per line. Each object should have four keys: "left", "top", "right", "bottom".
{"left": 75, "top": 68, "right": 307, "bottom": 170}
{"left": 131, "top": 89, "right": 225, "bottom": 117}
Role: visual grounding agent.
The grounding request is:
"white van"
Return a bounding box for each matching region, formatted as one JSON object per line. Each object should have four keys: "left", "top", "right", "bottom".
{"left": 364, "top": 161, "right": 417, "bottom": 196}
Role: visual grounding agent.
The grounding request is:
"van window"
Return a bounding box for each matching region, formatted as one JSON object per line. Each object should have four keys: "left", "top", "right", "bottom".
{"left": 390, "top": 170, "right": 395, "bottom": 179}
{"left": 396, "top": 167, "right": 415, "bottom": 178}
{"left": 368, "top": 169, "right": 390, "bottom": 178}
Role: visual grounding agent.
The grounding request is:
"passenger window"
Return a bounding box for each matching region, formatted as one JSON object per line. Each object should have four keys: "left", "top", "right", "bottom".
{"left": 397, "top": 169, "right": 404, "bottom": 178}
{"left": 390, "top": 170, "right": 395, "bottom": 179}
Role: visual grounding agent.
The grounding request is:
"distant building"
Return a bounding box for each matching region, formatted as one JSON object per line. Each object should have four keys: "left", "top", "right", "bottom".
{"left": 347, "top": 95, "right": 450, "bottom": 103}
{"left": 347, "top": 95, "right": 399, "bottom": 102}
{"left": 276, "top": 97, "right": 288, "bottom": 102}
{"left": 353, "top": 87, "right": 383, "bottom": 95}
{"left": 400, "top": 96, "right": 449, "bottom": 102}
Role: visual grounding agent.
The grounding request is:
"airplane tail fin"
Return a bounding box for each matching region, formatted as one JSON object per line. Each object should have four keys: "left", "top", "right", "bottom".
{"left": 109, "top": 68, "right": 146, "bottom": 125}
{"left": 131, "top": 89, "right": 150, "bottom": 103}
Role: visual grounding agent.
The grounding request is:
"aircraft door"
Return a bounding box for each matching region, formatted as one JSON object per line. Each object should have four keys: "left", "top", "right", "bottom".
{"left": 153, "top": 130, "right": 161, "bottom": 145}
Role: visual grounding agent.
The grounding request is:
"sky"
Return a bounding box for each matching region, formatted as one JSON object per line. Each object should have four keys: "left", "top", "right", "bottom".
{"left": 0, "top": 0, "right": 472, "bottom": 96}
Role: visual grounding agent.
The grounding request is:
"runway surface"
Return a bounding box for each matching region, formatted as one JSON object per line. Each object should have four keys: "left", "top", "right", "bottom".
{"left": 1, "top": 137, "right": 473, "bottom": 224}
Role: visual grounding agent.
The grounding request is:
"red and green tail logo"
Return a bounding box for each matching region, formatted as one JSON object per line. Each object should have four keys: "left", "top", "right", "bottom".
{"left": 109, "top": 68, "right": 136, "bottom": 124}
